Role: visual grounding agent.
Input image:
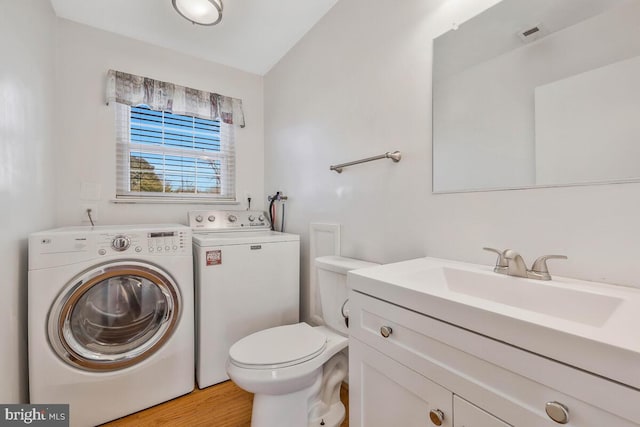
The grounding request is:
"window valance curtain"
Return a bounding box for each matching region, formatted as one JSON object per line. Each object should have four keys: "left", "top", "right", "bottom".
{"left": 106, "top": 70, "right": 245, "bottom": 127}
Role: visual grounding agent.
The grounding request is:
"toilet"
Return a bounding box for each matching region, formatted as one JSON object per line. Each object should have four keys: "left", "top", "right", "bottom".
{"left": 226, "top": 255, "right": 379, "bottom": 427}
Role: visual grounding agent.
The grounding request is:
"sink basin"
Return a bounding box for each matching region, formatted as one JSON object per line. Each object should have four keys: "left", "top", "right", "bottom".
{"left": 419, "top": 266, "right": 622, "bottom": 327}
{"left": 348, "top": 257, "right": 640, "bottom": 390}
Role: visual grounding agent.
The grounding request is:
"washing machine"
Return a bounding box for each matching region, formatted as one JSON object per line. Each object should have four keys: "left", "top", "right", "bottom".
{"left": 28, "top": 224, "right": 194, "bottom": 427}
{"left": 190, "top": 210, "right": 300, "bottom": 389}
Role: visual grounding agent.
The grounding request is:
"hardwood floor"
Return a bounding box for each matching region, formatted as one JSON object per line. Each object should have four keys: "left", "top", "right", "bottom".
{"left": 103, "top": 381, "right": 349, "bottom": 427}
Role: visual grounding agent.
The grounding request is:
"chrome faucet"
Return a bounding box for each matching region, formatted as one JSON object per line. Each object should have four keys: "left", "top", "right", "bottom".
{"left": 503, "top": 249, "right": 528, "bottom": 278}
{"left": 484, "top": 248, "right": 567, "bottom": 280}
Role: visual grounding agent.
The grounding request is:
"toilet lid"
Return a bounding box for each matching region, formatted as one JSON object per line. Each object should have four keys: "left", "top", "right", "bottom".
{"left": 229, "top": 323, "right": 327, "bottom": 368}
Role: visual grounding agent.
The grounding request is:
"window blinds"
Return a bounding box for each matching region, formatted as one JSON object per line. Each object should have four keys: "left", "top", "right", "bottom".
{"left": 115, "top": 103, "right": 236, "bottom": 201}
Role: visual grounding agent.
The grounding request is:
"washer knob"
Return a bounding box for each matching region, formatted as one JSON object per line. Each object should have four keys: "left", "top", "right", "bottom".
{"left": 195, "top": 215, "right": 203, "bottom": 223}
{"left": 208, "top": 215, "right": 216, "bottom": 222}
{"left": 228, "top": 214, "right": 237, "bottom": 223}
{"left": 111, "top": 235, "right": 130, "bottom": 252}
{"left": 248, "top": 215, "right": 255, "bottom": 222}
{"left": 258, "top": 215, "right": 265, "bottom": 222}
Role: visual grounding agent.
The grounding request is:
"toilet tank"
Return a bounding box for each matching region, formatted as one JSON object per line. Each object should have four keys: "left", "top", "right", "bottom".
{"left": 315, "top": 256, "right": 380, "bottom": 335}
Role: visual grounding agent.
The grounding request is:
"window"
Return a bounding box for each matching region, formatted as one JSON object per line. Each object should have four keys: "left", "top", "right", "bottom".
{"left": 115, "top": 104, "right": 236, "bottom": 201}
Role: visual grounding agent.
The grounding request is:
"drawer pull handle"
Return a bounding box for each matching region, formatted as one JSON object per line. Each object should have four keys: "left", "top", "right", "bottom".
{"left": 545, "top": 401, "right": 570, "bottom": 424}
{"left": 429, "top": 409, "right": 445, "bottom": 426}
{"left": 380, "top": 326, "right": 393, "bottom": 338}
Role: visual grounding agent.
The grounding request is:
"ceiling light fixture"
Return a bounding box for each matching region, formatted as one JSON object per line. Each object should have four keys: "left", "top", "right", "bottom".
{"left": 172, "top": 0, "right": 223, "bottom": 26}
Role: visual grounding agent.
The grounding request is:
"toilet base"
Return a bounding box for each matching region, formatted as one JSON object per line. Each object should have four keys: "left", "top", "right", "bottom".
{"left": 251, "top": 369, "right": 323, "bottom": 427}
{"left": 251, "top": 374, "right": 347, "bottom": 427}
{"left": 309, "top": 400, "right": 346, "bottom": 427}
{"left": 308, "top": 351, "right": 348, "bottom": 427}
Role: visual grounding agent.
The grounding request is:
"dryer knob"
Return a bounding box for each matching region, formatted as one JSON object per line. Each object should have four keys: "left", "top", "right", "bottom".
{"left": 208, "top": 215, "right": 216, "bottom": 222}
{"left": 248, "top": 215, "right": 255, "bottom": 222}
{"left": 228, "top": 214, "right": 238, "bottom": 223}
{"left": 258, "top": 215, "right": 265, "bottom": 222}
{"left": 195, "top": 215, "right": 203, "bottom": 223}
{"left": 112, "top": 235, "right": 130, "bottom": 252}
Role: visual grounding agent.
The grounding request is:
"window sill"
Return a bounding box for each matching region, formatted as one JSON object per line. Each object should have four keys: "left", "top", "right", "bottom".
{"left": 111, "top": 197, "right": 240, "bottom": 205}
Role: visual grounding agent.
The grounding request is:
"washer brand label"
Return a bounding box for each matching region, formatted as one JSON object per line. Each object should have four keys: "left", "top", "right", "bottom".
{"left": 0, "top": 404, "right": 69, "bottom": 426}
{"left": 206, "top": 250, "right": 222, "bottom": 266}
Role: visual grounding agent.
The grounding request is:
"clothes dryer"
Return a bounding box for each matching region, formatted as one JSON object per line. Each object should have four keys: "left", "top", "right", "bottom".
{"left": 28, "top": 224, "right": 194, "bottom": 427}
{"left": 190, "top": 210, "right": 300, "bottom": 389}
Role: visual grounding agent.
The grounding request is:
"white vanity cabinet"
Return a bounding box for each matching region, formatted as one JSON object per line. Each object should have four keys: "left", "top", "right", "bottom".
{"left": 350, "top": 337, "right": 510, "bottom": 427}
{"left": 350, "top": 337, "right": 452, "bottom": 426}
{"left": 348, "top": 290, "right": 640, "bottom": 427}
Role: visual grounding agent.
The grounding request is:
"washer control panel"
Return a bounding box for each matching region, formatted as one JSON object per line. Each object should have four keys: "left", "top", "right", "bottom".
{"left": 98, "top": 230, "right": 189, "bottom": 256}
{"left": 188, "top": 210, "right": 271, "bottom": 231}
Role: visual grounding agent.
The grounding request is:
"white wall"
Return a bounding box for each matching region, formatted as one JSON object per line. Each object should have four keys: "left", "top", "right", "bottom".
{"left": 265, "top": 0, "right": 500, "bottom": 322}
{"left": 264, "top": 0, "right": 640, "bottom": 323}
{"left": 0, "top": 0, "right": 57, "bottom": 403}
{"left": 55, "top": 19, "right": 265, "bottom": 226}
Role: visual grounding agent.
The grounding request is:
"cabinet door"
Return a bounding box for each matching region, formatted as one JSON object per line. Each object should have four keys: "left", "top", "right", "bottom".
{"left": 454, "top": 396, "right": 511, "bottom": 427}
{"left": 350, "top": 337, "right": 453, "bottom": 427}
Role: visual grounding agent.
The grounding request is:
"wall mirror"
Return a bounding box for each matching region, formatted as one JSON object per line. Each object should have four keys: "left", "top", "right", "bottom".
{"left": 432, "top": 0, "right": 640, "bottom": 193}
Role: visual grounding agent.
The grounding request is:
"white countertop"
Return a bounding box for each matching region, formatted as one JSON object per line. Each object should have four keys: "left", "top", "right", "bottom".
{"left": 348, "top": 256, "right": 640, "bottom": 390}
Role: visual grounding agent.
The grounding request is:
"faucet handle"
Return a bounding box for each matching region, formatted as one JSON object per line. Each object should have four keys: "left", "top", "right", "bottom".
{"left": 483, "top": 247, "right": 508, "bottom": 272}
{"left": 530, "top": 255, "right": 567, "bottom": 280}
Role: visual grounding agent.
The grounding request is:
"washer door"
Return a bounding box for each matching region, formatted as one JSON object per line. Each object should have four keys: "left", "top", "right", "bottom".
{"left": 48, "top": 261, "right": 181, "bottom": 371}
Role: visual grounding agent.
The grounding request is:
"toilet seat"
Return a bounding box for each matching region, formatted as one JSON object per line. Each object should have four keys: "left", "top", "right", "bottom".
{"left": 229, "top": 323, "right": 327, "bottom": 369}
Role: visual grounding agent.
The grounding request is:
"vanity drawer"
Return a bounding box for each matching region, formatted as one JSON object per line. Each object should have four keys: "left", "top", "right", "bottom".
{"left": 453, "top": 396, "right": 511, "bottom": 427}
{"left": 349, "top": 290, "right": 640, "bottom": 426}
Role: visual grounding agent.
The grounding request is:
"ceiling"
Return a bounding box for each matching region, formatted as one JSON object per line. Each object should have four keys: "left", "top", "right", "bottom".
{"left": 50, "top": 0, "right": 339, "bottom": 75}
{"left": 433, "top": 0, "right": 630, "bottom": 79}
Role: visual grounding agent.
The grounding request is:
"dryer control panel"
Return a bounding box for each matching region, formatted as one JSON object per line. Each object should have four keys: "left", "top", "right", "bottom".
{"left": 188, "top": 210, "right": 271, "bottom": 231}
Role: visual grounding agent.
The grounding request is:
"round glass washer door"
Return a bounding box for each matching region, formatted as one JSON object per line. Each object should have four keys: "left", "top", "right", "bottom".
{"left": 48, "top": 261, "right": 181, "bottom": 371}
